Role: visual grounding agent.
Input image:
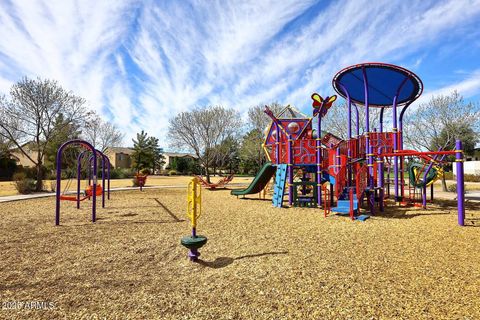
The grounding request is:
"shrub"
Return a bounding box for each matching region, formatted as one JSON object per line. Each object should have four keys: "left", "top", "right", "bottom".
{"left": 140, "top": 168, "right": 151, "bottom": 175}
{"left": 443, "top": 171, "right": 453, "bottom": 180}
{"left": 45, "top": 171, "right": 56, "bottom": 180}
{"left": 464, "top": 174, "right": 480, "bottom": 183}
{"left": 12, "top": 172, "right": 36, "bottom": 194}
{"left": 447, "top": 183, "right": 457, "bottom": 193}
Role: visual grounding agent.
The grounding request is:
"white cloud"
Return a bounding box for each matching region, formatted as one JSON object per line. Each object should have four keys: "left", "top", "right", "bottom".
{"left": 416, "top": 70, "right": 480, "bottom": 105}
{"left": 1, "top": 0, "right": 479, "bottom": 147}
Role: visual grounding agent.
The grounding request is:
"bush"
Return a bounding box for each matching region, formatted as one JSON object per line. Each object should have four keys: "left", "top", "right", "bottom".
{"left": 12, "top": 172, "right": 36, "bottom": 194}
{"left": 45, "top": 170, "right": 56, "bottom": 180}
{"left": 447, "top": 183, "right": 457, "bottom": 193}
{"left": 465, "top": 174, "right": 480, "bottom": 183}
{"left": 445, "top": 172, "right": 480, "bottom": 182}
{"left": 443, "top": 171, "right": 453, "bottom": 180}
{"left": 140, "top": 168, "right": 151, "bottom": 175}
{"left": 168, "top": 170, "right": 177, "bottom": 176}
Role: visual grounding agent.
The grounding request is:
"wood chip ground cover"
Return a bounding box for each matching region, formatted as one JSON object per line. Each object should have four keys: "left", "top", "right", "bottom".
{"left": 0, "top": 187, "right": 479, "bottom": 319}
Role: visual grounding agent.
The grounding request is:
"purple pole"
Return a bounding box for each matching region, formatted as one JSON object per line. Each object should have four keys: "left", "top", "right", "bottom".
{"left": 379, "top": 108, "right": 385, "bottom": 133}
{"left": 315, "top": 101, "right": 327, "bottom": 206}
{"left": 288, "top": 136, "right": 293, "bottom": 206}
{"left": 106, "top": 155, "right": 110, "bottom": 200}
{"left": 92, "top": 151, "right": 97, "bottom": 222}
{"left": 76, "top": 151, "right": 86, "bottom": 209}
{"left": 377, "top": 147, "right": 385, "bottom": 212}
{"left": 101, "top": 152, "right": 105, "bottom": 208}
{"left": 455, "top": 140, "right": 465, "bottom": 226}
{"left": 275, "top": 123, "right": 280, "bottom": 165}
{"left": 362, "top": 67, "right": 374, "bottom": 215}
{"left": 392, "top": 95, "right": 399, "bottom": 202}
{"left": 55, "top": 150, "right": 62, "bottom": 226}
{"left": 338, "top": 83, "right": 352, "bottom": 187}
{"left": 392, "top": 78, "right": 409, "bottom": 202}
{"left": 353, "top": 103, "right": 360, "bottom": 137}
{"left": 399, "top": 102, "right": 411, "bottom": 199}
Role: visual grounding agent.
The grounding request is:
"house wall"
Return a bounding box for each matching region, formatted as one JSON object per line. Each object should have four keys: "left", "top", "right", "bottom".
{"left": 465, "top": 149, "right": 480, "bottom": 161}
{"left": 115, "top": 153, "right": 132, "bottom": 169}
{"left": 453, "top": 160, "right": 480, "bottom": 176}
{"left": 11, "top": 149, "right": 41, "bottom": 167}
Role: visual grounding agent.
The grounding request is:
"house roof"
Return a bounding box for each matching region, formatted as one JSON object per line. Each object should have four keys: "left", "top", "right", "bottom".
{"left": 163, "top": 152, "right": 198, "bottom": 159}
{"left": 105, "top": 147, "right": 134, "bottom": 155}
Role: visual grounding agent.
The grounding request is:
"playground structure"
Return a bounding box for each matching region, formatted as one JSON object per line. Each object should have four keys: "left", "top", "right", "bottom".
{"left": 55, "top": 139, "right": 111, "bottom": 225}
{"left": 195, "top": 173, "right": 235, "bottom": 190}
{"left": 181, "top": 177, "right": 208, "bottom": 261}
{"left": 232, "top": 62, "right": 466, "bottom": 226}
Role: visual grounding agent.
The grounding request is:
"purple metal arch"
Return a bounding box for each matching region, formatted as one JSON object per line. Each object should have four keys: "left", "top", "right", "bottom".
{"left": 55, "top": 139, "right": 97, "bottom": 225}
{"left": 77, "top": 149, "right": 111, "bottom": 208}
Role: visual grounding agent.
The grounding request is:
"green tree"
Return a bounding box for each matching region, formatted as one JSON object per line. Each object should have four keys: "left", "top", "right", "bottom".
{"left": 239, "top": 129, "right": 265, "bottom": 174}
{"left": 404, "top": 91, "right": 480, "bottom": 191}
{"left": 149, "top": 137, "right": 165, "bottom": 174}
{"left": 131, "top": 131, "right": 165, "bottom": 174}
{"left": 0, "top": 135, "right": 17, "bottom": 180}
{"left": 132, "top": 131, "right": 152, "bottom": 172}
{"left": 44, "top": 113, "right": 82, "bottom": 171}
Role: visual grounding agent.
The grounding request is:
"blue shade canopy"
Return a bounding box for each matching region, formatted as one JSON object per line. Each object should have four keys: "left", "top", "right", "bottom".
{"left": 332, "top": 63, "right": 423, "bottom": 107}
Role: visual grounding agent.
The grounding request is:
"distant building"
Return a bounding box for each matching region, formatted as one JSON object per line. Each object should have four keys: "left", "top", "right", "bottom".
{"left": 104, "top": 147, "right": 134, "bottom": 169}
{"left": 104, "top": 147, "right": 197, "bottom": 171}
{"left": 163, "top": 152, "right": 198, "bottom": 169}
{"left": 10, "top": 142, "right": 42, "bottom": 167}
{"left": 465, "top": 148, "right": 480, "bottom": 161}
{"left": 453, "top": 147, "right": 480, "bottom": 177}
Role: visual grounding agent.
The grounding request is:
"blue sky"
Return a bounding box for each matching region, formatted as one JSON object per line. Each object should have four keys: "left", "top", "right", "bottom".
{"left": 1, "top": 0, "right": 480, "bottom": 148}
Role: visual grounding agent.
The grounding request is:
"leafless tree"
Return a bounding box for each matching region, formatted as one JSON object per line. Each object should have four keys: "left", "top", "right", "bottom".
{"left": 168, "top": 105, "right": 242, "bottom": 182}
{"left": 0, "top": 77, "right": 88, "bottom": 191}
{"left": 82, "top": 113, "right": 124, "bottom": 152}
{"left": 403, "top": 91, "right": 480, "bottom": 151}
{"left": 403, "top": 91, "right": 480, "bottom": 190}
{"left": 322, "top": 102, "right": 383, "bottom": 140}
{"left": 247, "top": 102, "right": 284, "bottom": 132}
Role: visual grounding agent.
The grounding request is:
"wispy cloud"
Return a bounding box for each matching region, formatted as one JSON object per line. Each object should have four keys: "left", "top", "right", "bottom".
{"left": 416, "top": 69, "right": 480, "bottom": 105}
{"left": 1, "top": 0, "right": 479, "bottom": 147}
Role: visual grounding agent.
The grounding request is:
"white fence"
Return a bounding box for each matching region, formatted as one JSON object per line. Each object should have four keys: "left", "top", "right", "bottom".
{"left": 453, "top": 160, "right": 480, "bottom": 177}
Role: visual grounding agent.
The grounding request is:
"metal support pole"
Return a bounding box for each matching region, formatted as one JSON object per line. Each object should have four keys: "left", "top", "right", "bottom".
{"left": 456, "top": 140, "right": 465, "bottom": 226}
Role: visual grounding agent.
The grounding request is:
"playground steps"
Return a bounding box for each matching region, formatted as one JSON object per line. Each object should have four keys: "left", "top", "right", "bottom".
{"left": 272, "top": 164, "right": 288, "bottom": 208}
{"left": 331, "top": 199, "right": 359, "bottom": 214}
{"left": 338, "top": 186, "right": 356, "bottom": 200}
{"left": 331, "top": 186, "right": 359, "bottom": 215}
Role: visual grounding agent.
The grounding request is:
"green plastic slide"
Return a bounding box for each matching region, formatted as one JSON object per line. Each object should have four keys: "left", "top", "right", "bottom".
{"left": 408, "top": 163, "right": 439, "bottom": 188}
{"left": 230, "top": 162, "right": 276, "bottom": 196}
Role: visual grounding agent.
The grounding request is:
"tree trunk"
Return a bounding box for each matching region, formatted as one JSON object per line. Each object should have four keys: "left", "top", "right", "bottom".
{"left": 35, "top": 163, "right": 43, "bottom": 191}
{"left": 205, "top": 168, "right": 210, "bottom": 183}
{"left": 441, "top": 174, "right": 448, "bottom": 192}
